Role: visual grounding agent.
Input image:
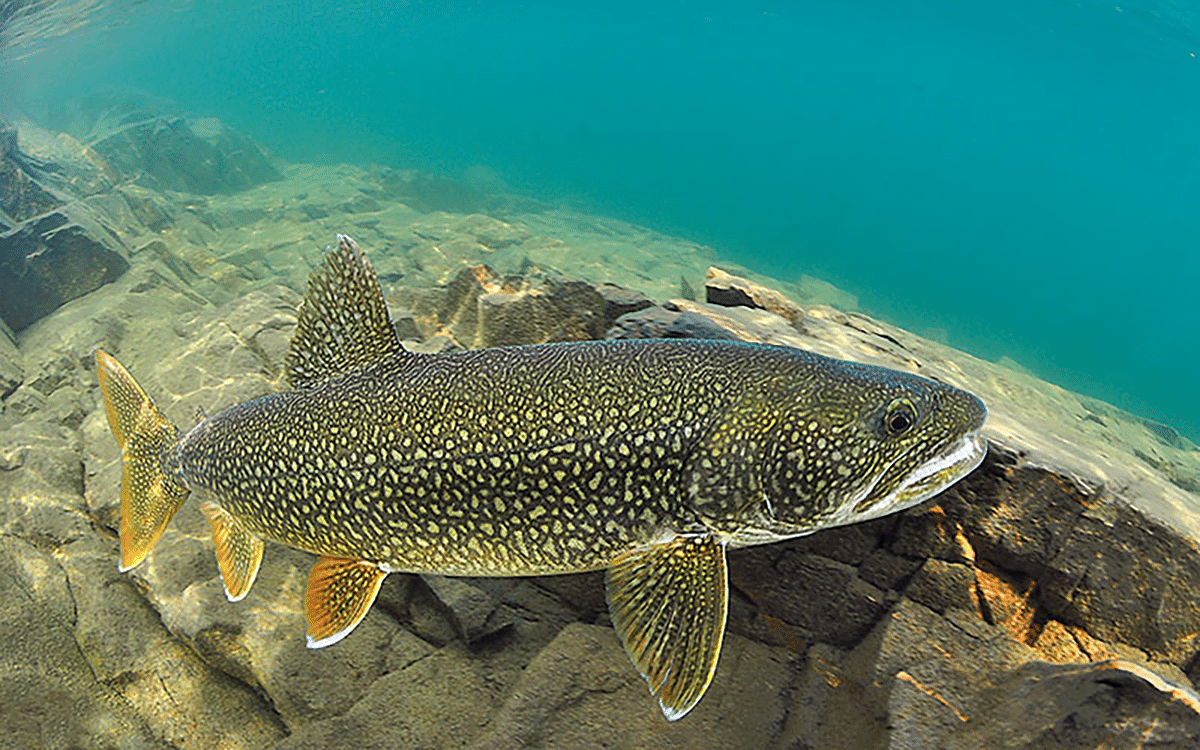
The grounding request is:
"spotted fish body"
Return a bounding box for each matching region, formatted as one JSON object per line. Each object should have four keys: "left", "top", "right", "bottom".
{"left": 96, "top": 235, "right": 988, "bottom": 720}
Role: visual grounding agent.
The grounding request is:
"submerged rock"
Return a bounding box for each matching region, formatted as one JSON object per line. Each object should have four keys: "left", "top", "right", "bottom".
{"left": 390, "top": 264, "right": 649, "bottom": 349}
{"left": 88, "top": 116, "right": 281, "bottom": 195}
{"left": 466, "top": 623, "right": 794, "bottom": 750}
{"left": 945, "top": 660, "right": 1200, "bottom": 749}
{"left": 0, "top": 203, "right": 130, "bottom": 332}
{"left": 0, "top": 119, "right": 63, "bottom": 224}
{"left": 0, "top": 324, "right": 20, "bottom": 400}
{"left": 0, "top": 536, "right": 162, "bottom": 750}
{"left": 706, "top": 265, "right": 804, "bottom": 326}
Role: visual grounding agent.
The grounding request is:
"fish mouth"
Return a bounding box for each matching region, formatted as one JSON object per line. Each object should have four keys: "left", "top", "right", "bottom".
{"left": 890, "top": 431, "right": 988, "bottom": 506}
{"left": 852, "top": 431, "right": 987, "bottom": 518}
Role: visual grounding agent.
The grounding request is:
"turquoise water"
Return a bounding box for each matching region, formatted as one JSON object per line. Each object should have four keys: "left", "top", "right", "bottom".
{"left": 3, "top": 0, "right": 1198, "bottom": 441}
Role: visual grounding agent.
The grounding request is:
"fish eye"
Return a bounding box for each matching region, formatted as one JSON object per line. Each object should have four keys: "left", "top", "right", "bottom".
{"left": 884, "top": 398, "right": 917, "bottom": 436}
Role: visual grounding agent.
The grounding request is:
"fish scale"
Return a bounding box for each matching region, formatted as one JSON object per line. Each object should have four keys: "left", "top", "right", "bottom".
{"left": 96, "top": 233, "right": 987, "bottom": 720}
{"left": 180, "top": 340, "right": 746, "bottom": 575}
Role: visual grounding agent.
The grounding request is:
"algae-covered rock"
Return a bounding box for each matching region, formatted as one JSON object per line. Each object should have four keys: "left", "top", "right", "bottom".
{"left": 608, "top": 298, "right": 798, "bottom": 343}
{"left": 944, "top": 660, "right": 1200, "bottom": 749}
{"left": 0, "top": 323, "right": 20, "bottom": 399}
{"left": 0, "top": 536, "right": 160, "bottom": 750}
{"left": 273, "top": 645, "right": 492, "bottom": 750}
{"left": 0, "top": 120, "right": 138, "bottom": 332}
{"left": 390, "top": 264, "right": 633, "bottom": 349}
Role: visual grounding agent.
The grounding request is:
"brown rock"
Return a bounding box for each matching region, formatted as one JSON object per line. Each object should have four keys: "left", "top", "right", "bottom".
{"left": 857, "top": 548, "right": 923, "bottom": 593}
{"left": 944, "top": 660, "right": 1200, "bottom": 750}
{"left": 477, "top": 275, "right": 606, "bottom": 347}
{"left": 466, "top": 623, "right": 794, "bottom": 750}
{"left": 853, "top": 600, "right": 1035, "bottom": 749}
{"left": 903, "top": 559, "right": 982, "bottom": 616}
{"left": 274, "top": 645, "right": 493, "bottom": 750}
{"left": 974, "top": 562, "right": 1040, "bottom": 645}
{"left": 391, "top": 265, "right": 614, "bottom": 349}
{"left": 949, "top": 452, "right": 1200, "bottom": 665}
{"left": 608, "top": 297, "right": 807, "bottom": 344}
{"left": 606, "top": 303, "right": 741, "bottom": 341}
{"left": 730, "top": 546, "right": 891, "bottom": 650}
{"left": 1032, "top": 619, "right": 1090, "bottom": 663}
{"left": 420, "top": 574, "right": 514, "bottom": 645}
{"left": 888, "top": 505, "right": 976, "bottom": 564}
{"left": 594, "top": 281, "right": 654, "bottom": 329}
{"left": 779, "top": 599, "right": 1036, "bottom": 749}
{"left": 706, "top": 266, "right": 804, "bottom": 326}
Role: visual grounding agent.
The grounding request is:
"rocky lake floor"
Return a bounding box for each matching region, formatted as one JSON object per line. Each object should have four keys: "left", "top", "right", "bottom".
{"left": 2, "top": 107, "right": 1200, "bottom": 749}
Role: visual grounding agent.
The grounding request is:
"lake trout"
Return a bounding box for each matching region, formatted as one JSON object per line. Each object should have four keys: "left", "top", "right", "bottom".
{"left": 96, "top": 235, "right": 987, "bottom": 720}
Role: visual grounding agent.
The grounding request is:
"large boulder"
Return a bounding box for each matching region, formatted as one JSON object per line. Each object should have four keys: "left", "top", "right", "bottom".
{"left": 88, "top": 116, "right": 281, "bottom": 195}
{"left": 0, "top": 203, "right": 130, "bottom": 331}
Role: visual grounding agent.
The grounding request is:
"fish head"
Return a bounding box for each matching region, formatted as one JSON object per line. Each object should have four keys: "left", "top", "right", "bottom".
{"left": 734, "top": 360, "right": 987, "bottom": 543}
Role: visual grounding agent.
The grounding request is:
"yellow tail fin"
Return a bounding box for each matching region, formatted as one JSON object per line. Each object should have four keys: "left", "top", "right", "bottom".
{"left": 95, "top": 350, "right": 190, "bottom": 571}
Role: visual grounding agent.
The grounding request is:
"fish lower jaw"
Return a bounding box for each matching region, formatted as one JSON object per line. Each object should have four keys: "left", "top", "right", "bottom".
{"left": 842, "top": 431, "right": 987, "bottom": 524}
{"left": 887, "top": 431, "right": 987, "bottom": 508}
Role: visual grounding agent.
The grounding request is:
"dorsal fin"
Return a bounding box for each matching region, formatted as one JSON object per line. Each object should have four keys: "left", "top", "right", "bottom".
{"left": 285, "top": 234, "right": 409, "bottom": 389}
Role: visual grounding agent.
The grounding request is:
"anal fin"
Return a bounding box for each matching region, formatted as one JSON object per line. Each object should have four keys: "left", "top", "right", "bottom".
{"left": 306, "top": 556, "right": 387, "bottom": 649}
{"left": 605, "top": 534, "right": 729, "bottom": 721}
{"left": 200, "top": 501, "right": 264, "bottom": 602}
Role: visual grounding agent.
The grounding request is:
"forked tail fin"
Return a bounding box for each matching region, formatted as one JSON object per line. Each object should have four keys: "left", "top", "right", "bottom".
{"left": 95, "top": 350, "right": 190, "bottom": 571}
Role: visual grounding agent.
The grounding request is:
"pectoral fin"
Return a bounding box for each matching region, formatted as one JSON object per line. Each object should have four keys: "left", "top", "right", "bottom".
{"left": 305, "top": 556, "right": 387, "bottom": 649}
{"left": 200, "top": 501, "right": 263, "bottom": 602}
{"left": 605, "top": 534, "right": 729, "bottom": 721}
